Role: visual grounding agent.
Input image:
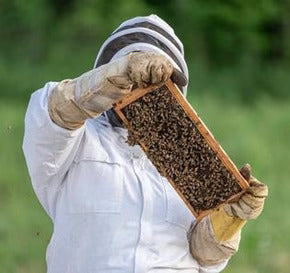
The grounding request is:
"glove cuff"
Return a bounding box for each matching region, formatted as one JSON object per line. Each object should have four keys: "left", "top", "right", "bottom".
{"left": 189, "top": 212, "right": 244, "bottom": 267}
{"left": 210, "top": 207, "right": 246, "bottom": 242}
{"left": 48, "top": 80, "right": 88, "bottom": 130}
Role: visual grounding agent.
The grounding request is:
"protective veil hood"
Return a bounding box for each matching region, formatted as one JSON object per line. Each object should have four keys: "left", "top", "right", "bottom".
{"left": 94, "top": 14, "right": 188, "bottom": 96}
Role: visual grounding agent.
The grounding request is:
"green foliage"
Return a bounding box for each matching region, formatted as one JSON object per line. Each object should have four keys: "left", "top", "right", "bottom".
{"left": 1, "top": 0, "right": 290, "bottom": 101}
{"left": 157, "top": 0, "right": 281, "bottom": 62}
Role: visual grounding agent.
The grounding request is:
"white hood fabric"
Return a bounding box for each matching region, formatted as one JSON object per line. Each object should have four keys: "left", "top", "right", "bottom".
{"left": 94, "top": 15, "right": 189, "bottom": 96}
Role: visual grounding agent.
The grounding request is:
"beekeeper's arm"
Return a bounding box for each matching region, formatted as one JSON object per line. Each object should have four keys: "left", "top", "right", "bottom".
{"left": 48, "top": 52, "right": 186, "bottom": 130}
{"left": 23, "top": 52, "right": 185, "bottom": 219}
{"left": 189, "top": 164, "right": 268, "bottom": 271}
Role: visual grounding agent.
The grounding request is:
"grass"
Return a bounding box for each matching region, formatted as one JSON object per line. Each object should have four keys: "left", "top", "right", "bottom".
{"left": 0, "top": 93, "right": 289, "bottom": 272}
{"left": 0, "top": 100, "right": 52, "bottom": 273}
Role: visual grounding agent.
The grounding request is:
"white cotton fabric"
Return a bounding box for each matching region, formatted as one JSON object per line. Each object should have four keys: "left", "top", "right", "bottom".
{"left": 23, "top": 82, "right": 227, "bottom": 273}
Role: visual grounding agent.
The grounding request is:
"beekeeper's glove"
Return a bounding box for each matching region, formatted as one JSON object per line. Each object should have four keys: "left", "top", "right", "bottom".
{"left": 48, "top": 52, "right": 187, "bottom": 130}
{"left": 189, "top": 164, "right": 268, "bottom": 266}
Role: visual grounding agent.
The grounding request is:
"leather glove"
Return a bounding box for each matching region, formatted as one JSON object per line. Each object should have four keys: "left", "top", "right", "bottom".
{"left": 127, "top": 52, "right": 187, "bottom": 88}
{"left": 190, "top": 164, "right": 268, "bottom": 266}
{"left": 48, "top": 52, "right": 187, "bottom": 130}
{"left": 224, "top": 164, "right": 268, "bottom": 220}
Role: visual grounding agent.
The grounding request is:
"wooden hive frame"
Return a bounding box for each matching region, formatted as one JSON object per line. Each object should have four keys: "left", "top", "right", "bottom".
{"left": 113, "top": 80, "right": 249, "bottom": 220}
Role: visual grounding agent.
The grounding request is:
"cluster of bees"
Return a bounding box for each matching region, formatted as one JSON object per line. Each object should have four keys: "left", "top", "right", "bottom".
{"left": 122, "top": 86, "right": 241, "bottom": 211}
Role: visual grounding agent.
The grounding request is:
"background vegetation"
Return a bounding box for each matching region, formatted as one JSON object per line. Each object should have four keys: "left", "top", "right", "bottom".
{"left": 0, "top": 0, "right": 289, "bottom": 272}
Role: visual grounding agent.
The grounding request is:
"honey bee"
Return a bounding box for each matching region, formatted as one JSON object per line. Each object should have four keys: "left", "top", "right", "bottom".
{"left": 122, "top": 85, "right": 242, "bottom": 212}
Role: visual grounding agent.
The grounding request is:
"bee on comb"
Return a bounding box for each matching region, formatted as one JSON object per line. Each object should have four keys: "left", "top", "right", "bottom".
{"left": 113, "top": 80, "right": 248, "bottom": 219}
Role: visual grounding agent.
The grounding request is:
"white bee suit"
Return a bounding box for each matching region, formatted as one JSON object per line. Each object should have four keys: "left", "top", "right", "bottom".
{"left": 23, "top": 81, "right": 228, "bottom": 273}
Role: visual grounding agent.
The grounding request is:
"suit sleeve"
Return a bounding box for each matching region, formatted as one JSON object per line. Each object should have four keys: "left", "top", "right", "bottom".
{"left": 22, "top": 82, "right": 85, "bottom": 220}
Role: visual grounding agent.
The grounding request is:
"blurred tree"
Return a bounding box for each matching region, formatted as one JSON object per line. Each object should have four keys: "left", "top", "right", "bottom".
{"left": 1, "top": 0, "right": 290, "bottom": 99}
{"left": 0, "top": 0, "right": 52, "bottom": 60}
{"left": 48, "top": 0, "right": 75, "bottom": 17}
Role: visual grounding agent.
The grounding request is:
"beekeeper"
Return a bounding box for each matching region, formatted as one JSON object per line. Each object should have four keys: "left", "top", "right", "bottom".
{"left": 23, "top": 15, "right": 268, "bottom": 273}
